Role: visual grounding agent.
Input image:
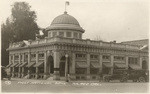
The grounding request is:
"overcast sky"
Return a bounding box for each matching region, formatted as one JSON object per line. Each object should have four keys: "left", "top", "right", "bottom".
{"left": 0, "top": 0, "right": 149, "bottom": 42}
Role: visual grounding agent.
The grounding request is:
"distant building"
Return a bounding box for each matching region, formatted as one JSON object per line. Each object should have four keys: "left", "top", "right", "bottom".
{"left": 6, "top": 11, "right": 149, "bottom": 80}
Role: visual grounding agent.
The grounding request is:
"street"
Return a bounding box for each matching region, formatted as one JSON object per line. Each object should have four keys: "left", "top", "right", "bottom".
{"left": 1, "top": 78, "right": 149, "bottom": 93}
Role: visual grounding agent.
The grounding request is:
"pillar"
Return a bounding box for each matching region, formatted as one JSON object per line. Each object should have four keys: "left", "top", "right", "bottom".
{"left": 139, "top": 57, "right": 143, "bottom": 69}
{"left": 35, "top": 52, "right": 39, "bottom": 79}
{"left": 110, "top": 55, "right": 114, "bottom": 75}
{"left": 87, "top": 53, "right": 90, "bottom": 80}
{"left": 21, "top": 53, "right": 25, "bottom": 77}
{"left": 70, "top": 53, "right": 76, "bottom": 80}
{"left": 53, "top": 51, "right": 60, "bottom": 80}
{"left": 99, "top": 54, "right": 103, "bottom": 73}
{"left": 44, "top": 51, "right": 48, "bottom": 79}
{"left": 18, "top": 54, "right": 21, "bottom": 77}
{"left": 27, "top": 52, "right": 31, "bottom": 79}
{"left": 65, "top": 54, "right": 69, "bottom": 82}
{"left": 12, "top": 54, "right": 15, "bottom": 77}
{"left": 125, "top": 56, "right": 129, "bottom": 69}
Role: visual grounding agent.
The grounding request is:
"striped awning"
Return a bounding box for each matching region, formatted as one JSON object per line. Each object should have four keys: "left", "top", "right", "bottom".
{"left": 16, "top": 63, "right": 22, "bottom": 67}
{"left": 76, "top": 62, "right": 88, "bottom": 68}
{"left": 103, "top": 63, "right": 113, "bottom": 68}
{"left": 91, "top": 62, "right": 100, "bottom": 68}
{"left": 6, "top": 63, "right": 13, "bottom": 68}
{"left": 26, "top": 62, "right": 35, "bottom": 68}
{"left": 33, "top": 62, "right": 44, "bottom": 67}
{"left": 10, "top": 63, "right": 19, "bottom": 67}
{"left": 129, "top": 64, "right": 141, "bottom": 70}
{"left": 115, "top": 63, "right": 127, "bottom": 68}
{"left": 20, "top": 62, "right": 28, "bottom": 67}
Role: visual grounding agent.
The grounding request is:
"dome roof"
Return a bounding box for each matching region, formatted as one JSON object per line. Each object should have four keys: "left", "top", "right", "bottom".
{"left": 51, "top": 12, "right": 80, "bottom": 26}
{"left": 46, "top": 12, "right": 85, "bottom": 33}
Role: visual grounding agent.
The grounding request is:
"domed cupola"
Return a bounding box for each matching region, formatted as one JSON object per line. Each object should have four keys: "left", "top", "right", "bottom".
{"left": 46, "top": 12, "right": 85, "bottom": 39}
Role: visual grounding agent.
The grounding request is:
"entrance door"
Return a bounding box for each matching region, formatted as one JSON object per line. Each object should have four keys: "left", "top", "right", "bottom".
{"left": 48, "top": 56, "right": 54, "bottom": 74}
{"left": 60, "top": 61, "right": 65, "bottom": 77}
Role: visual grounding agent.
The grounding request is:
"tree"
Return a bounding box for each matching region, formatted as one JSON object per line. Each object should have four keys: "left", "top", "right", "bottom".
{"left": 11, "top": 2, "right": 39, "bottom": 42}
{"left": 1, "top": 2, "right": 39, "bottom": 66}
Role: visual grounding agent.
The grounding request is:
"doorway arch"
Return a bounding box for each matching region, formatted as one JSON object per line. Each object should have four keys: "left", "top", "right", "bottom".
{"left": 142, "top": 60, "right": 148, "bottom": 69}
{"left": 59, "top": 56, "right": 70, "bottom": 77}
{"left": 47, "top": 55, "right": 54, "bottom": 74}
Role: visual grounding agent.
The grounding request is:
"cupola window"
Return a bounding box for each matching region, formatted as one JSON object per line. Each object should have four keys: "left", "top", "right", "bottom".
{"left": 74, "top": 32, "right": 78, "bottom": 38}
{"left": 52, "top": 32, "right": 57, "bottom": 37}
{"left": 66, "top": 32, "right": 71, "bottom": 37}
{"left": 59, "top": 32, "right": 64, "bottom": 37}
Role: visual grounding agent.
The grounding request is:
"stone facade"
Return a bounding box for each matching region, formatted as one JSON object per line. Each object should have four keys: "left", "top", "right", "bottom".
{"left": 6, "top": 12, "right": 149, "bottom": 81}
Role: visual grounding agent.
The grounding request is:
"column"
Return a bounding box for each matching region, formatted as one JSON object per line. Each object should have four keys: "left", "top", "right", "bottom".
{"left": 99, "top": 54, "right": 103, "bottom": 73}
{"left": 27, "top": 52, "right": 31, "bottom": 79}
{"left": 53, "top": 51, "right": 60, "bottom": 80}
{"left": 139, "top": 57, "right": 143, "bottom": 69}
{"left": 35, "top": 52, "right": 39, "bottom": 79}
{"left": 12, "top": 54, "right": 15, "bottom": 77}
{"left": 44, "top": 51, "right": 48, "bottom": 79}
{"left": 110, "top": 55, "right": 114, "bottom": 75}
{"left": 18, "top": 54, "right": 21, "bottom": 77}
{"left": 125, "top": 56, "right": 129, "bottom": 69}
{"left": 87, "top": 53, "right": 90, "bottom": 80}
{"left": 21, "top": 53, "right": 25, "bottom": 77}
{"left": 65, "top": 54, "right": 69, "bottom": 82}
{"left": 70, "top": 53, "right": 76, "bottom": 80}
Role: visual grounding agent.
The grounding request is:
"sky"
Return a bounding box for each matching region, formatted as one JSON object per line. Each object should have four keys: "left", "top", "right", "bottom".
{"left": 0, "top": 0, "right": 149, "bottom": 42}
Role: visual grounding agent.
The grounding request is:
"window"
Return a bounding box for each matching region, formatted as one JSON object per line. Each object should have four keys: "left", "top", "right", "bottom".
{"left": 114, "top": 56, "right": 124, "bottom": 61}
{"left": 79, "top": 33, "right": 82, "bottom": 39}
{"left": 38, "top": 53, "right": 44, "bottom": 59}
{"left": 59, "top": 32, "right": 64, "bottom": 37}
{"left": 31, "top": 54, "right": 36, "bottom": 59}
{"left": 52, "top": 32, "right": 57, "bottom": 37}
{"left": 128, "top": 57, "right": 138, "bottom": 64}
{"left": 102, "top": 55, "right": 110, "bottom": 60}
{"left": 49, "top": 32, "right": 51, "bottom": 37}
{"left": 90, "top": 68, "right": 99, "bottom": 74}
{"left": 74, "top": 32, "right": 78, "bottom": 38}
{"left": 76, "top": 54, "right": 86, "bottom": 59}
{"left": 75, "top": 68, "right": 87, "bottom": 74}
{"left": 90, "top": 55, "right": 98, "bottom": 60}
{"left": 66, "top": 32, "right": 71, "bottom": 37}
{"left": 14, "top": 55, "right": 19, "bottom": 60}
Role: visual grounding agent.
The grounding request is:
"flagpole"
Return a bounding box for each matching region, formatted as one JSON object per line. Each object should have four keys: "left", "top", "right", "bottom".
{"left": 65, "top": 2, "right": 66, "bottom": 12}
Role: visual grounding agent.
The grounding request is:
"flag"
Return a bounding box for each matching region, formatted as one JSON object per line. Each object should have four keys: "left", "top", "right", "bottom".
{"left": 66, "top": 1, "right": 69, "bottom": 6}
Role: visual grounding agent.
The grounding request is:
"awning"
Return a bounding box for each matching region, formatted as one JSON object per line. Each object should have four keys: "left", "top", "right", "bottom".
{"left": 115, "top": 63, "right": 127, "bottom": 68}
{"left": 76, "top": 62, "right": 88, "bottom": 68}
{"left": 91, "top": 62, "right": 100, "bottom": 68}
{"left": 26, "top": 62, "right": 35, "bottom": 68}
{"left": 103, "top": 63, "right": 113, "bottom": 68}
{"left": 10, "top": 63, "right": 19, "bottom": 67}
{"left": 6, "top": 63, "right": 13, "bottom": 68}
{"left": 16, "top": 63, "right": 22, "bottom": 67}
{"left": 20, "top": 62, "right": 28, "bottom": 67}
{"left": 33, "top": 62, "right": 44, "bottom": 67}
{"left": 129, "top": 64, "right": 141, "bottom": 70}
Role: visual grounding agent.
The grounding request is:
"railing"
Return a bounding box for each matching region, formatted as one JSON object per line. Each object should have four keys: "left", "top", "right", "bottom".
{"left": 9, "top": 37, "right": 140, "bottom": 50}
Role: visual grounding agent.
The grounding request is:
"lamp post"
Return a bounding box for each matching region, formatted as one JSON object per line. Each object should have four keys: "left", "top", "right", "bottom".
{"left": 65, "top": 54, "right": 69, "bottom": 82}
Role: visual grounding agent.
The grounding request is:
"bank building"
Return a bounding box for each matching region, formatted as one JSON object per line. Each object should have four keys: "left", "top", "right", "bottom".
{"left": 6, "top": 9, "right": 149, "bottom": 81}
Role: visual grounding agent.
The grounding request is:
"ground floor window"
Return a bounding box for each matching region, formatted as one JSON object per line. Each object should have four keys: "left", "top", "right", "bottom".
{"left": 75, "top": 68, "right": 87, "bottom": 74}
{"left": 102, "top": 67, "right": 110, "bottom": 74}
{"left": 90, "top": 68, "right": 99, "bottom": 74}
{"left": 30, "top": 67, "right": 36, "bottom": 73}
{"left": 39, "top": 67, "right": 44, "bottom": 73}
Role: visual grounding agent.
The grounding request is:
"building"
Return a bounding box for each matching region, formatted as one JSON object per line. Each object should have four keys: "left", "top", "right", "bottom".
{"left": 6, "top": 11, "right": 149, "bottom": 81}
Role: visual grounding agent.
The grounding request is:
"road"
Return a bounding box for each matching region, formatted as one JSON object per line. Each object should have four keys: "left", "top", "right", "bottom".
{"left": 1, "top": 78, "right": 149, "bottom": 93}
